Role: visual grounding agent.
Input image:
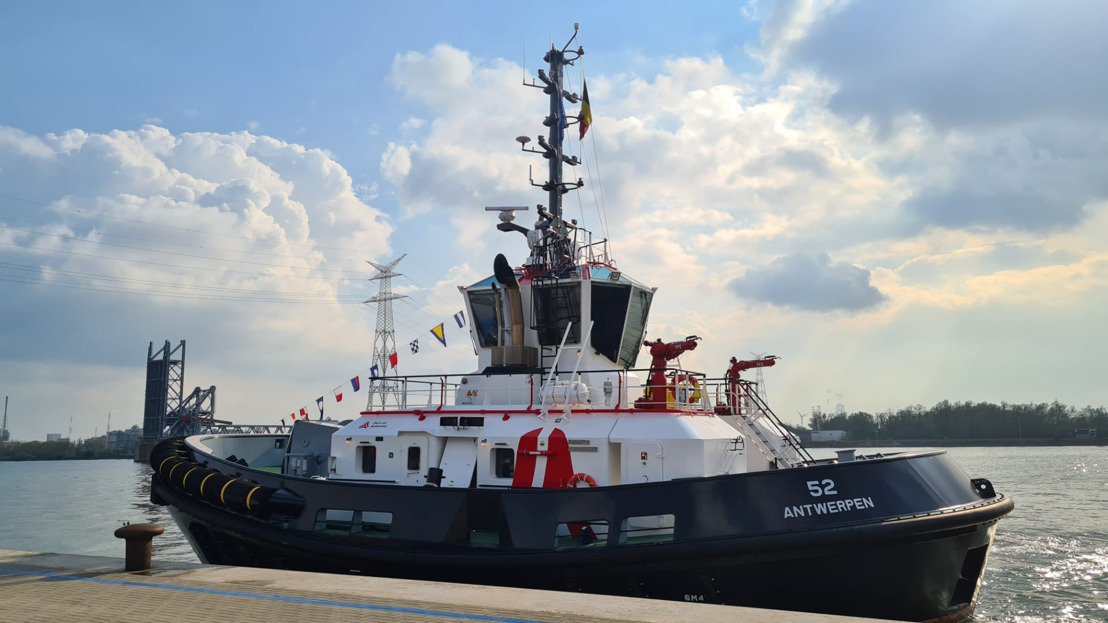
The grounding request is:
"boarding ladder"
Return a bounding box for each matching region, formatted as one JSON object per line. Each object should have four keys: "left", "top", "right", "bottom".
{"left": 740, "top": 385, "right": 814, "bottom": 467}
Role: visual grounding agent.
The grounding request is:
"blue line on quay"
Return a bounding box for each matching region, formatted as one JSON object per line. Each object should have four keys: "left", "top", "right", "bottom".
{"left": 0, "top": 567, "right": 548, "bottom": 623}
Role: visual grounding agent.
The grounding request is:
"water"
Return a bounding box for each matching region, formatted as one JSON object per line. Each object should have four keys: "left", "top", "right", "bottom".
{"left": 0, "top": 447, "right": 1105, "bottom": 621}
{"left": 945, "top": 447, "right": 1108, "bottom": 622}
{"left": 0, "top": 459, "right": 195, "bottom": 562}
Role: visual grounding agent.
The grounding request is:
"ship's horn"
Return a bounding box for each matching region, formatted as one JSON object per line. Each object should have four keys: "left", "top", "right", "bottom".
{"left": 494, "top": 254, "right": 519, "bottom": 290}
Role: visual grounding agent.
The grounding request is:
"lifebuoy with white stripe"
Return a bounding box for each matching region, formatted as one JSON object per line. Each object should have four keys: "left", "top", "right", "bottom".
{"left": 567, "top": 472, "right": 597, "bottom": 488}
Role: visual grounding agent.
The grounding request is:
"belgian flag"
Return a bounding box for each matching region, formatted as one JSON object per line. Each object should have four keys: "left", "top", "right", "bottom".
{"left": 579, "top": 80, "right": 592, "bottom": 140}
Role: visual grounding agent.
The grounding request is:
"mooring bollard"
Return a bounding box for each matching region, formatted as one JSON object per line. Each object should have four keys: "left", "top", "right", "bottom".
{"left": 114, "top": 523, "right": 165, "bottom": 571}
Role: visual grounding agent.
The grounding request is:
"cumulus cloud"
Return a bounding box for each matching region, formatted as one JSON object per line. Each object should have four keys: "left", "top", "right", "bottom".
{"left": 381, "top": 45, "right": 538, "bottom": 220}
{"left": 729, "top": 252, "right": 886, "bottom": 311}
{"left": 382, "top": 31, "right": 1107, "bottom": 336}
{"left": 0, "top": 124, "right": 395, "bottom": 437}
{"left": 752, "top": 0, "right": 850, "bottom": 75}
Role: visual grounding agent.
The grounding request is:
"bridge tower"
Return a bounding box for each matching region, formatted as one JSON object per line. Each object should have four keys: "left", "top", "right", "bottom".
{"left": 135, "top": 340, "right": 218, "bottom": 461}
{"left": 136, "top": 341, "right": 185, "bottom": 461}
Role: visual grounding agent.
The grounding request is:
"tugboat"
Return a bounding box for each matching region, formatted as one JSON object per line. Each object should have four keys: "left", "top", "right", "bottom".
{"left": 150, "top": 26, "right": 1013, "bottom": 622}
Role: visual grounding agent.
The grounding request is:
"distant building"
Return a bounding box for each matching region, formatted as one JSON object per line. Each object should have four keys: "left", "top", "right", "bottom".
{"left": 811, "top": 430, "right": 847, "bottom": 443}
{"left": 1074, "top": 428, "right": 1097, "bottom": 439}
{"left": 107, "top": 425, "right": 142, "bottom": 449}
{"left": 46, "top": 433, "right": 62, "bottom": 442}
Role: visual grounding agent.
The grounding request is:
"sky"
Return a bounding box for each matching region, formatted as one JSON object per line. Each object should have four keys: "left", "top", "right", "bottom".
{"left": 2, "top": 1, "right": 1106, "bottom": 441}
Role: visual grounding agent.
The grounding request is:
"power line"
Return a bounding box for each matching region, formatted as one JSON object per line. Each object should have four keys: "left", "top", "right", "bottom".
{"left": 0, "top": 224, "right": 375, "bottom": 276}
{"left": 0, "top": 273, "right": 360, "bottom": 303}
{"left": 0, "top": 260, "right": 365, "bottom": 302}
{"left": 0, "top": 240, "right": 362, "bottom": 282}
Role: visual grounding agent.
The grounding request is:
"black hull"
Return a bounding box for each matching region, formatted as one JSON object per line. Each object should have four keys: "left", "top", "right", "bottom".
{"left": 167, "top": 500, "right": 1001, "bottom": 622}
{"left": 152, "top": 441, "right": 1012, "bottom": 622}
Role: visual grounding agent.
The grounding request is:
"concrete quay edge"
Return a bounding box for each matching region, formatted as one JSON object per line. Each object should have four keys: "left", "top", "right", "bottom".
{"left": 0, "top": 549, "right": 901, "bottom": 623}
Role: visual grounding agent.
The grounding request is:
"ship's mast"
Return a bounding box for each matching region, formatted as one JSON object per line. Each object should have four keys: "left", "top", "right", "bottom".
{"left": 513, "top": 24, "right": 586, "bottom": 273}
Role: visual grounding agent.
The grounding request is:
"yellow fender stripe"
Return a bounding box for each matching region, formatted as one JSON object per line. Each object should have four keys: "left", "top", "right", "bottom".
{"left": 199, "top": 473, "right": 216, "bottom": 496}
{"left": 245, "top": 486, "right": 261, "bottom": 512}
{"left": 182, "top": 467, "right": 199, "bottom": 487}
{"left": 168, "top": 462, "right": 183, "bottom": 480}
{"left": 158, "top": 456, "right": 175, "bottom": 476}
{"left": 220, "top": 479, "right": 236, "bottom": 505}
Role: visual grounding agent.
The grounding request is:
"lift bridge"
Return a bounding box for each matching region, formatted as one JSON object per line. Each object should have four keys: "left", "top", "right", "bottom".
{"left": 135, "top": 340, "right": 289, "bottom": 462}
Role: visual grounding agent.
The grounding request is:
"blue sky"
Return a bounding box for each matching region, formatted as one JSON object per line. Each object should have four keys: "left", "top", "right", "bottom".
{"left": 2, "top": 1, "right": 1106, "bottom": 441}
{"left": 2, "top": 2, "right": 760, "bottom": 191}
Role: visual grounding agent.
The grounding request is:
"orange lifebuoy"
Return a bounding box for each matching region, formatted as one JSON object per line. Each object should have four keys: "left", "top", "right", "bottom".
{"left": 567, "top": 472, "right": 598, "bottom": 488}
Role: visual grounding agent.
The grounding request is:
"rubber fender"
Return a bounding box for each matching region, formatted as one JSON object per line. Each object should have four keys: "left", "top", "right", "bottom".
{"left": 199, "top": 472, "right": 239, "bottom": 507}
{"left": 148, "top": 437, "right": 303, "bottom": 519}
{"left": 184, "top": 467, "right": 221, "bottom": 497}
{"left": 165, "top": 458, "right": 194, "bottom": 488}
{"left": 150, "top": 438, "right": 191, "bottom": 472}
{"left": 219, "top": 477, "right": 266, "bottom": 514}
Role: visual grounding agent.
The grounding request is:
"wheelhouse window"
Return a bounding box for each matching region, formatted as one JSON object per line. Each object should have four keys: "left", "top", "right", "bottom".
{"left": 407, "top": 446, "right": 421, "bottom": 471}
{"left": 493, "top": 448, "right": 515, "bottom": 478}
{"left": 590, "top": 282, "right": 632, "bottom": 364}
{"left": 532, "top": 280, "right": 581, "bottom": 346}
{"left": 359, "top": 445, "right": 377, "bottom": 474}
{"left": 618, "top": 287, "right": 653, "bottom": 368}
{"left": 467, "top": 289, "right": 500, "bottom": 347}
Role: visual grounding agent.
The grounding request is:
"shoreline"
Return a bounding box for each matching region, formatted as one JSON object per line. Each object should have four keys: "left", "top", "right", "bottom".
{"left": 806, "top": 438, "right": 1104, "bottom": 448}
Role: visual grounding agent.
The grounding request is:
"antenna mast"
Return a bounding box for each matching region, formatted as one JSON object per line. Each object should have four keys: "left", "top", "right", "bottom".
{"left": 514, "top": 23, "right": 586, "bottom": 272}
{"left": 364, "top": 254, "right": 408, "bottom": 409}
{"left": 1, "top": 396, "right": 8, "bottom": 443}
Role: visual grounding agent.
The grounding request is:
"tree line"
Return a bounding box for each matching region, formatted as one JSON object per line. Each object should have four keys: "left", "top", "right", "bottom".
{"left": 807, "top": 400, "right": 1105, "bottom": 441}
{"left": 0, "top": 438, "right": 132, "bottom": 461}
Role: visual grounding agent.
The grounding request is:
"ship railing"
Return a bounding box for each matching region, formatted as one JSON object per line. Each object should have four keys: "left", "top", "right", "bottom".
{"left": 367, "top": 366, "right": 797, "bottom": 415}
{"left": 395, "top": 377, "right": 460, "bottom": 410}
{"left": 363, "top": 373, "right": 539, "bottom": 411}
{"left": 633, "top": 368, "right": 711, "bottom": 411}
{"left": 359, "top": 366, "right": 634, "bottom": 413}
{"left": 573, "top": 227, "right": 613, "bottom": 267}
{"left": 205, "top": 423, "right": 291, "bottom": 434}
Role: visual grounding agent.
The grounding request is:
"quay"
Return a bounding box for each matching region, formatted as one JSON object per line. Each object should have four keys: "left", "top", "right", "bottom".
{"left": 0, "top": 549, "right": 898, "bottom": 622}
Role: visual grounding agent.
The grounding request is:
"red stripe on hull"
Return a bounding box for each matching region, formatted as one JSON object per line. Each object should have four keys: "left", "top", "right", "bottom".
{"left": 542, "top": 428, "right": 574, "bottom": 488}
{"left": 512, "top": 428, "right": 541, "bottom": 488}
